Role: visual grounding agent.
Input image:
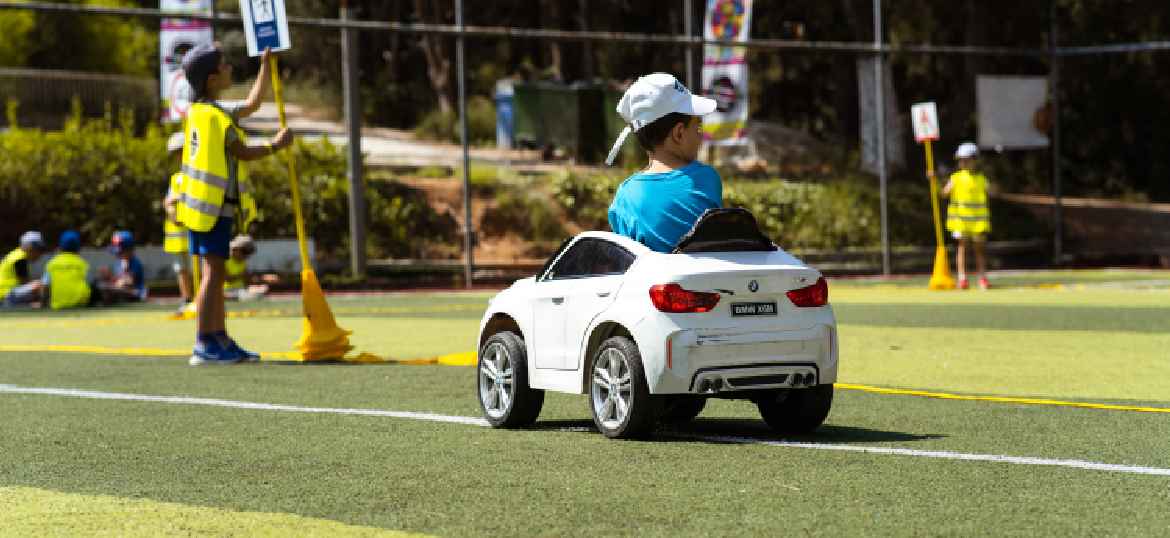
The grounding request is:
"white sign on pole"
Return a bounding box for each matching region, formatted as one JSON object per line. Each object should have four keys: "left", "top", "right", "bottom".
{"left": 976, "top": 75, "right": 1050, "bottom": 149}
{"left": 159, "top": 0, "right": 212, "bottom": 123}
{"left": 239, "top": 0, "right": 291, "bottom": 57}
{"left": 911, "top": 101, "right": 940, "bottom": 143}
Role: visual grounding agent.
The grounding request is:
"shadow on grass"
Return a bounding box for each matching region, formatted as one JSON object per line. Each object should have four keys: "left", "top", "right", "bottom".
{"left": 528, "top": 418, "right": 943, "bottom": 444}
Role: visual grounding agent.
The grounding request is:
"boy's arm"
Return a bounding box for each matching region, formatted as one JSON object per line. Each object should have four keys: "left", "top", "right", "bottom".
{"left": 227, "top": 128, "right": 294, "bottom": 161}
{"left": 237, "top": 49, "right": 274, "bottom": 119}
{"left": 941, "top": 179, "right": 954, "bottom": 197}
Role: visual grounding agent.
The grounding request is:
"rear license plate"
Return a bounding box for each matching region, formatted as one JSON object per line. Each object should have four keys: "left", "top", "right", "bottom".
{"left": 731, "top": 302, "right": 777, "bottom": 316}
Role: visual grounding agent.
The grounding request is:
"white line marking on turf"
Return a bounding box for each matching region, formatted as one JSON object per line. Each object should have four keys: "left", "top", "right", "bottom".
{"left": 3, "top": 384, "right": 1168, "bottom": 478}
{"left": 0, "top": 384, "right": 488, "bottom": 427}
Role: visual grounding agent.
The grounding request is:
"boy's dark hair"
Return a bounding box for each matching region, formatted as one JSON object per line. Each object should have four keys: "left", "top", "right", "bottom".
{"left": 634, "top": 112, "right": 690, "bottom": 152}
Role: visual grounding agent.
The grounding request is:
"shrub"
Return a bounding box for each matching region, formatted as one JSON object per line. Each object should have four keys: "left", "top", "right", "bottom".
{"left": 724, "top": 179, "right": 882, "bottom": 250}
{"left": 481, "top": 188, "right": 565, "bottom": 242}
{"left": 0, "top": 114, "right": 455, "bottom": 263}
{"left": 549, "top": 168, "right": 625, "bottom": 231}
{"left": 413, "top": 95, "right": 496, "bottom": 146}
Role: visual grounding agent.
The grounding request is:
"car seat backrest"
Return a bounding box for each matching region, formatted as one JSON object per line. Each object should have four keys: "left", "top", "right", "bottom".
{"left": 671, "top": 208, "right": 778, "bottom": 254}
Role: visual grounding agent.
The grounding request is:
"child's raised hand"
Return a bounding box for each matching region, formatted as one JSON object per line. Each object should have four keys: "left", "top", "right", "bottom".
{"left": 272, "top": 128, "right": 294, "bottom": 149}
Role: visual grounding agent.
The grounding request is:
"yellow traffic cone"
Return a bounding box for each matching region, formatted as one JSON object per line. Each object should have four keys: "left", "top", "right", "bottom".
{"left": 293, "top": 269, "right": 353, "bottom": 360}
{"left": 928, "top": 245, "right": 956, "bottom": 290}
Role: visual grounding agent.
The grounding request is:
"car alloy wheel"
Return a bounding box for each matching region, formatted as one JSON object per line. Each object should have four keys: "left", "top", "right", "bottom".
{"left": 479, "top": 341, "right": 514, "bottom": 419}
{"left": 591, "top": 347, "right": 634, "bottom": 431}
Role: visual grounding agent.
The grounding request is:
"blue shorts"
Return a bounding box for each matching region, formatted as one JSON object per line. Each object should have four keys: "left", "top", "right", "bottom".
{"left": 189, "top": 216, "right": 234, "bottom": 258}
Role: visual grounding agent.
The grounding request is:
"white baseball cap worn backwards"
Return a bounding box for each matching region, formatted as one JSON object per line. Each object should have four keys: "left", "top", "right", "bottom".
{"left": 605, "top": 73, "right": 717, "bottom": 165}
{"left": 955, "top": 142, "right": 979, "bottom": 159}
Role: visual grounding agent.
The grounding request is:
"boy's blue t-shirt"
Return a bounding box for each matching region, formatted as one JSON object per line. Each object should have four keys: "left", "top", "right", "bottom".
{"left": 607, "top": 161, "right": 723, "bottom": 253}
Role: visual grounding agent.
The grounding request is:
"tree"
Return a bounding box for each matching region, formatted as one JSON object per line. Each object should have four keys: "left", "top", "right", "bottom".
{"left": 414, "top": 0, "right": 453, "bottom": 115}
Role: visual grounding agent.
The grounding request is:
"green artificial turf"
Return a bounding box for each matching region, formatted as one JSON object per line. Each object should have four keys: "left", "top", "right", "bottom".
{"left": 2, "top": 273, "right": 1169, "bottom": 536}
{"left": 1, "top": 353, "right": 1168, "bottom": 536}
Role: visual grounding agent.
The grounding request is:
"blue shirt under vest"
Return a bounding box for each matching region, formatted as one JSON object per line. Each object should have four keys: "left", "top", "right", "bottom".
{"left": 607, "top": 161, "right": 723, "bottom": 253}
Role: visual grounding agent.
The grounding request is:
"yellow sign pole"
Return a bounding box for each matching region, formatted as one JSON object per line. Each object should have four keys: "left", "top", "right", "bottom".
{"left": 269, "top": 54, "right": 353, "bottom": 360}
{"left": 924, "top": 139, "right": 955, "bottom": 290}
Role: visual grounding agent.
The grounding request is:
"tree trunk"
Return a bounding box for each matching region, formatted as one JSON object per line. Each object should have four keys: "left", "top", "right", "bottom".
{"left": 579, "top": 0, "right": 593, "bottom": 80}
{"left": 543, "top": 0, "right": 564, "bottom": 81}
{"left": 414, "top": 0, "right": 453, "bottom": 115}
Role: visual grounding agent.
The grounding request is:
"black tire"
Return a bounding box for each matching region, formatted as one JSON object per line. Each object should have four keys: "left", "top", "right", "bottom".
{"left": 757, "top": 384, "right": 833, "bottom": 434}
{"left": 660, "top": 396, "right": 707, "bottom": 423}
{"left": 588, "top": 335, "right": 656, "bottom": 439}
{"left": 477, "top": 331, "right": 544, "bottom": 428}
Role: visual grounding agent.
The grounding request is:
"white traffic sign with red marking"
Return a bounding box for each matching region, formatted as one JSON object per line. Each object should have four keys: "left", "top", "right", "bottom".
{"left": 911, "top": 102, "right": 940, "bottom": 142}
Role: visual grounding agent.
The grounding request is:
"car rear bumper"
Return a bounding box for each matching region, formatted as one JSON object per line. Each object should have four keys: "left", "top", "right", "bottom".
{"left": 646, "top": 324, "right": 838, "bottom": 394}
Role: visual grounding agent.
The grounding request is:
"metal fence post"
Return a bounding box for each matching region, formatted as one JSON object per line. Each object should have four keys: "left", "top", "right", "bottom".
{"left": 874, "top": 0, "right": 890, "bottom": 275}
{"left": 456, "top": 0, "right": 474, "bottom": 288}
{"left": 341, "top": 0, "right": 366, "bottom": 279}
{"left": 684, "top": 0, "right": 694, "bottom": 89}
{"left": 1050, "top": 0, "right": 1063, "bottom": 265}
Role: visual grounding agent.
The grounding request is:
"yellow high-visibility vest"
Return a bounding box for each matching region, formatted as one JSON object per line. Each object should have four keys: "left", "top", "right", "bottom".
{"left": 164, "top": 172, "right": 190, "bottom": 253}
{"left": 176, "top": 102, "right": 257, "bottom": 233}
{"left": 946, "top": 169, "right": 991, "bottom": 235}
{"left": 45, "top": 252, "right": 91, "bottom": 310}
{"left": 224, "top": 257, "right": 247, "bottom": 290}
{"left": 0, "top": 248, "right": 28, "bottom": 298}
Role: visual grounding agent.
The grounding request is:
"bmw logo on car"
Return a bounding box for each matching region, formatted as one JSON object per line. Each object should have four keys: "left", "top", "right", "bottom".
{"left": 748, "top": 280, "right": 759, "bottom": 293}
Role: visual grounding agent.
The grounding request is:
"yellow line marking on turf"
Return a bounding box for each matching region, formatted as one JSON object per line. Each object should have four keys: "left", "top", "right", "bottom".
{"left": 0, "top": 303, "right": 485, "bottom": 328}
{"left": 0, "top": 486, "right": 431, "bottom": 537}
{"left": 836, "top": 383, "right": 1170, "bottom": 414}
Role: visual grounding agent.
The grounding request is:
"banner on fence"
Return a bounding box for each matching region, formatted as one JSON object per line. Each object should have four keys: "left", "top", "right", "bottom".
{"left": 701, "top": 0, "right": 752, "bottom": 146}
{"left": 159, "top": 0, "right": 212, "bottom": 123}
{"left": 240, "top": 0, "right": 291, "bottom": 57}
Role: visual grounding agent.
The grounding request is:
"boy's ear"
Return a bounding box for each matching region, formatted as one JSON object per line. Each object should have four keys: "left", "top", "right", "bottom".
{"left": 670, "top": 120, "right": 687, "bottom": 143}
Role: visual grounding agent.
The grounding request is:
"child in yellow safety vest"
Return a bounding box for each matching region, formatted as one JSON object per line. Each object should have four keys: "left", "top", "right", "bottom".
{"left": 224, "top": 235, "right": 271, "bottom": 302}
{"left": 163, "top": 132, "right": 195, "bottom": 316}
{"left": 178, "top": 42, "right": 293, "bottom": 366}
{"left": 41, "top": 230, "right": 93, "bottom": 309}
{"left": 942, "top": 142, "right": 992, "bottom": 290}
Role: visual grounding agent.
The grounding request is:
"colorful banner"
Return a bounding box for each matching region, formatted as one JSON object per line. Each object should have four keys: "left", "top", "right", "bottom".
{"left": 160, "top": 0, "right": 212, "bottom": 123}
{"left": 701, "top": 0, "right": 752, "bottom": 146}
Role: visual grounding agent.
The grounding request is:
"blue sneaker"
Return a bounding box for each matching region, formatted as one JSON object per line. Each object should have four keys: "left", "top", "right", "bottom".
{"left": 188, "top": 337, "right": 241, "bottom": 366}
{"left": 225, "top": 339, "right": 261, "bottom": 363}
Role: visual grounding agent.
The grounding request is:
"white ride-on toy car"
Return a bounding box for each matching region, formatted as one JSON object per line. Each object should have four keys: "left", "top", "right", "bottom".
{"left": 476, "top": 209, "right": 838, "bottom": 439}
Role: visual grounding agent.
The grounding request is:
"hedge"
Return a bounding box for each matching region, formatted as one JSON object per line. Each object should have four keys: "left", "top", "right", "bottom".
{"left": 0, "top": 106, "right": 454, "bottom": 261}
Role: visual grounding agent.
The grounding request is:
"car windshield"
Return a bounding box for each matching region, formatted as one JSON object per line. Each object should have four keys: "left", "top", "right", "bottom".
{"left": 543, "top": 238, "right": 635, "bottom": 280}
{"left": 672, "top": 208, "right": 777, "bottom": 254}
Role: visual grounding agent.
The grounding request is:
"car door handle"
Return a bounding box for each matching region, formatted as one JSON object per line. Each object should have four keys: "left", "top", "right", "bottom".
{"left": 596, "top": 291, "right": 611, "bottom": 297}
{"left": 551, "top": 297, "right": 564, "bottom": 305}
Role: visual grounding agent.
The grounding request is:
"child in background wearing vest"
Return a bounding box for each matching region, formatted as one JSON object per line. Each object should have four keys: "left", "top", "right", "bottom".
{"left": 41, "top": 230, "right": 93, "bottom": 309}
{"left": 942, "top": 142, "right": 993, "bottom": 290}
{"left": 0, "top": 231, "right": 46, "bottom": 308}
{"left": 179, "top": 43, "right": 293, "bottom": 366}
{"left": 224, "top": 235, "right": 272, "bottom": 302}
{"left": 163, "top": 132, "right": 195, "bottom": 316}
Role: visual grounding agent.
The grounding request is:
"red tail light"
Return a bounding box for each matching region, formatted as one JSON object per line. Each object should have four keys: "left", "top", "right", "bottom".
{"left": 649, "top": 283, "right": 720, "bottom": 313}
{"left": 786, "top": 277, "right": 828, "bottom": 307}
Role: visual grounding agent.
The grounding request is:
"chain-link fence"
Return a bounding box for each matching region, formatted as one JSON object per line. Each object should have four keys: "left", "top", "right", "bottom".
{"left": 2, "top": 1, "right": 1168, "bottom": 282}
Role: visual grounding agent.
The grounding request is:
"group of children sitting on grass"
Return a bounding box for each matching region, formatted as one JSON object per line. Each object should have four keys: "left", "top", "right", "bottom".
{"left": 0, "top": 228, "right": 268, "bottom": 311}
